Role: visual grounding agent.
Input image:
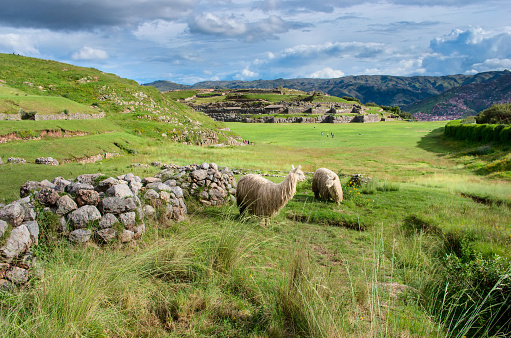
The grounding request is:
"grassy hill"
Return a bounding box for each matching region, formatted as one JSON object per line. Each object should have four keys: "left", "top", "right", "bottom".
{"left": 0, "top": 53, "right": 239, "bottom": 165}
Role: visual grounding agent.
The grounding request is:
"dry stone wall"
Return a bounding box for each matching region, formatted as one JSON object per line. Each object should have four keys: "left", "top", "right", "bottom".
{"left": 0, "top": 112, "right": 105, "bottom": 121}
{"left": 0, "top": 162, "right": 236, "bottom": 290}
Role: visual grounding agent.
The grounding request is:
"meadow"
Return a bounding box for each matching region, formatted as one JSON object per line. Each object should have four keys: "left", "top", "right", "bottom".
{"left": 1, "top": 120, "right": 510, "bottom": 337}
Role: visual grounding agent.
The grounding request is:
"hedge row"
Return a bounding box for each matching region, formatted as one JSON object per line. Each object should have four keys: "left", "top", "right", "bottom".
{"left": 444, "top": 120, "right": 511, "bottom": 144}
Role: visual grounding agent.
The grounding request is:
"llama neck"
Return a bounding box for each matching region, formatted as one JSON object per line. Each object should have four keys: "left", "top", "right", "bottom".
{"left": 278, "top": 172, "right": 298, "bottom": 201}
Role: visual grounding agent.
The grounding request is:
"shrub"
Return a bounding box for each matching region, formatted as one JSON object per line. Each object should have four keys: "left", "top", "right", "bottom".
{"left": 21, "top": 110, "right": 37, "bottom": 120}
{"left": 476, "top": 103, "right": 511, "bottom": 124}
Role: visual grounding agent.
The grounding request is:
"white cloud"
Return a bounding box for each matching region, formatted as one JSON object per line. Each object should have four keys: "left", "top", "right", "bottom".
{"left": 0, "top": 33, "right": 39, "bottom": 55}
{"left": 134, "top": 20, "right": 187, "bottom": 44}
{"left": 72, "top": 46, "right": 108, "bottom": 60}
{"left": 309, "top": 67, "right": 344, "bottom": 78}
{"left": 188, "top": 13, "right": 308, "bottom": 42}
{"left": 234, "top": 67, "right": 259, "bottom": 80}
{"left": 189, "top": 13, "right": 247, "bottom": 36}
{"left": 469, "top": 58, "right": 511, "bottom": 73}
{"left": 424, "top": 26, "right": 511, "bottom": 74}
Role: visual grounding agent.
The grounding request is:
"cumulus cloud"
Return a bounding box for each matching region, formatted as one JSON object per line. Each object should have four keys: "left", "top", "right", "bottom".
{"left": 72, "top": 46, "right": 108, "bottom": 60}
{"left": 423, "top": 27, "right": 511, "bottom": 74}
{"left": 0, "top": 0, "right": 198, "bottom": 31}
{"left": 0, "top": 33, "right": 39, "bottom": 55}
{"left": 234, "top": 67, "right": 259, "bottom": 80}
{"left": 188, "top": 13, "right": 309, "bottom": 41}
{"left": 272, "top": 41, "right": 387, "bottom": 67}
{"left": 309, "top": 67, "right": 344, "bottom": 78}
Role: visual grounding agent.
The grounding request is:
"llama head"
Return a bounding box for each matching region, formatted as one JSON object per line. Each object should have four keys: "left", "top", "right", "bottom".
{"left": 291, "top": 165, "right": 306, "bottom": 182}
{"left": 325, "top": 178, "right": 335, "bottom": 188}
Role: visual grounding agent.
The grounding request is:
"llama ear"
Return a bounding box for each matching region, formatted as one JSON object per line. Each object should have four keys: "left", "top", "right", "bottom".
{"left": 297, "top": 165, "right": 301, "bottom": 170}
{"left": 326, "top": 179, "right": 334, "bottom": 188}
{"left": 291, "top": 164, "right": 295, "bottom": 170}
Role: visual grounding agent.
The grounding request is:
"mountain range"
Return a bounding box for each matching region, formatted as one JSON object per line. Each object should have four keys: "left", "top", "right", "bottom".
{"left": 144, "top": 70, "right": 511, "bottom": 119}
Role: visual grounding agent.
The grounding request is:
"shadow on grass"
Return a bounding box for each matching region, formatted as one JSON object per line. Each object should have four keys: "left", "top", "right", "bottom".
{"left": 416, "top": 126, "right": 453, "bottom": 155}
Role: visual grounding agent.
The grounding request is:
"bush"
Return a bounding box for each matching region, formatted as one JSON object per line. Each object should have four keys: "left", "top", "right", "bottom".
{"left": 21, "top": 110, "right": 37, "bottom": 120}
{"left": 476, "top": 103, "right": 511, "bottom": 124}
{"left": 341, "top": 96, "right": 360, "bottom": 104}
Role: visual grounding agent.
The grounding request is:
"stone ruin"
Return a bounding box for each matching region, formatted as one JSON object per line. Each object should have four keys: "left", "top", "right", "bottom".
{"left": 154, "top": 162, "right": 237, "bottom": 206}
{"left": 35, "top": 157, "right": 59, "bottom": 166}
{"left": 0, "top": 162, "right": 236, "bottom": 290}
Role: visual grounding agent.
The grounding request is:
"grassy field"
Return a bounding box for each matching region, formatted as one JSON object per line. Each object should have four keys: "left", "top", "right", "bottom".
{"left": 1, "top": 120, "right": 511, "bottom": 337}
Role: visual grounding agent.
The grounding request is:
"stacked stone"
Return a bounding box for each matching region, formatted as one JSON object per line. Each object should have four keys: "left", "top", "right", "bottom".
{"left": 35, "top": 157, "right": 59, "bottom": 166}
{"left": 18, "top": 172, "right": 187, "bottom": 246}
{"left": 0, "top": 197, "right": 40, "bottom": 291}
{"left": 155, "top": 162, "right": 236, "bottom": 206}
{"left": 7, "top": 157, "right": 26, "bottom": 164}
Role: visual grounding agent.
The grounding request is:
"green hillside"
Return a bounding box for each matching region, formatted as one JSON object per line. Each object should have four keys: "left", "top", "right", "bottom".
{"left": 0, "top": 53, "right": 238, "bottom": 163}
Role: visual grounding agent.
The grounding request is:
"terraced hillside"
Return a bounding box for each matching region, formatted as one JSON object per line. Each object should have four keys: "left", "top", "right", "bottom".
{"left": 0, "top": 53, "right": 238, "bottom": 151}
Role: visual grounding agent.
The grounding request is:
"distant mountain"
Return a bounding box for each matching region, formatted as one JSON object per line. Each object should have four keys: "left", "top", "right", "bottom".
{"left": 143, "top": 80, "right": 190, "bottom": 91}
{"left": 403, "top": 74, "right": 511, "bottom": 120}
{"left": 144, "top": 71, "right": 511, "bottom": 111}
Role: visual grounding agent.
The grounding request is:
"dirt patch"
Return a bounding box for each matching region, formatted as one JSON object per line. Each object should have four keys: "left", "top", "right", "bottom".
{"left": 0, "top": 129, "right": 88, "bottom": 143}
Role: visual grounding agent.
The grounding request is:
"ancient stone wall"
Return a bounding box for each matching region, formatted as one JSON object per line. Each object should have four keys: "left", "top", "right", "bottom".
{"left": 0, "top": 112, "right": 105, "bottom": 121}
{"left": 0, "top": 162, "right": 236, "bottom": 290}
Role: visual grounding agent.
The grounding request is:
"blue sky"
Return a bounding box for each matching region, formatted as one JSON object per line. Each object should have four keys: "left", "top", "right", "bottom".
{"left": 0, "top": 0, "right": 510, "bottom": 85}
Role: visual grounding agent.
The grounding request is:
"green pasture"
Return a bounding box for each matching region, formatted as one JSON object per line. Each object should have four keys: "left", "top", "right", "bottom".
{"left": 1, "top": 118, "right": 511, "bottom": 336}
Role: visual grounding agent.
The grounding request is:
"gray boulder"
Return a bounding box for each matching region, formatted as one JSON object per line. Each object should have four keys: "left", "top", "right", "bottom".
{"left": 119, "top": 212, "right": 136, "bottom": 228}
{"left": 25, "top": 221, "right": 39, "bottom": 246}
{"left": 106, "top": 184, "right": 133, "bottom": 198}
{"left": 96, "top": 228, "right": 117, "bottom": 243}
{"left": 65, "top": 182, "right": 95, "bottom": 195}
{"left": 0, "top": 220, "right": 8, "bottom": 238}
{"left": 99, "top": 213, "right": 119, "bottom": 229}
{"left": 170, "top": 186, "right": 184, "bottom": 198}
{"left": 1, "top": 224, "right": 31, "bottom": 261}
{"left": 144, "top": 189, "right": 159, "bottom": 200}
{"left": 5, "top": 267, "right": 29, "bottom": 284}
{"left": 191, "top": 169, "right": 208, "bottom": 181}
{"left": 69, "top": 229, "right": 92, "bottom": 243}
{"left": 67, "top": 205, "right": 101, "bottom": 229}
{"left": 52, "top": 177, "right": 72, "bottom": 192}
{"left": 142, "top": 205, "right": 155, "bottom": 217}
{"left": 96, "top": 177, "right": 122, "bottom": 193}
{"left": 55, "top": 195, "right": 77, "bottom": 216}
{"left": 0, "top": 203, "right": 24, "bottom": 227}
{"left": 98, "top": 197, "right": 137, "bottom": 214}
{"left": 76, "top": 173, "right": 103, "bottom": 185}
{"left": 120, "top": 229, "right": 134, "bottom": 243}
